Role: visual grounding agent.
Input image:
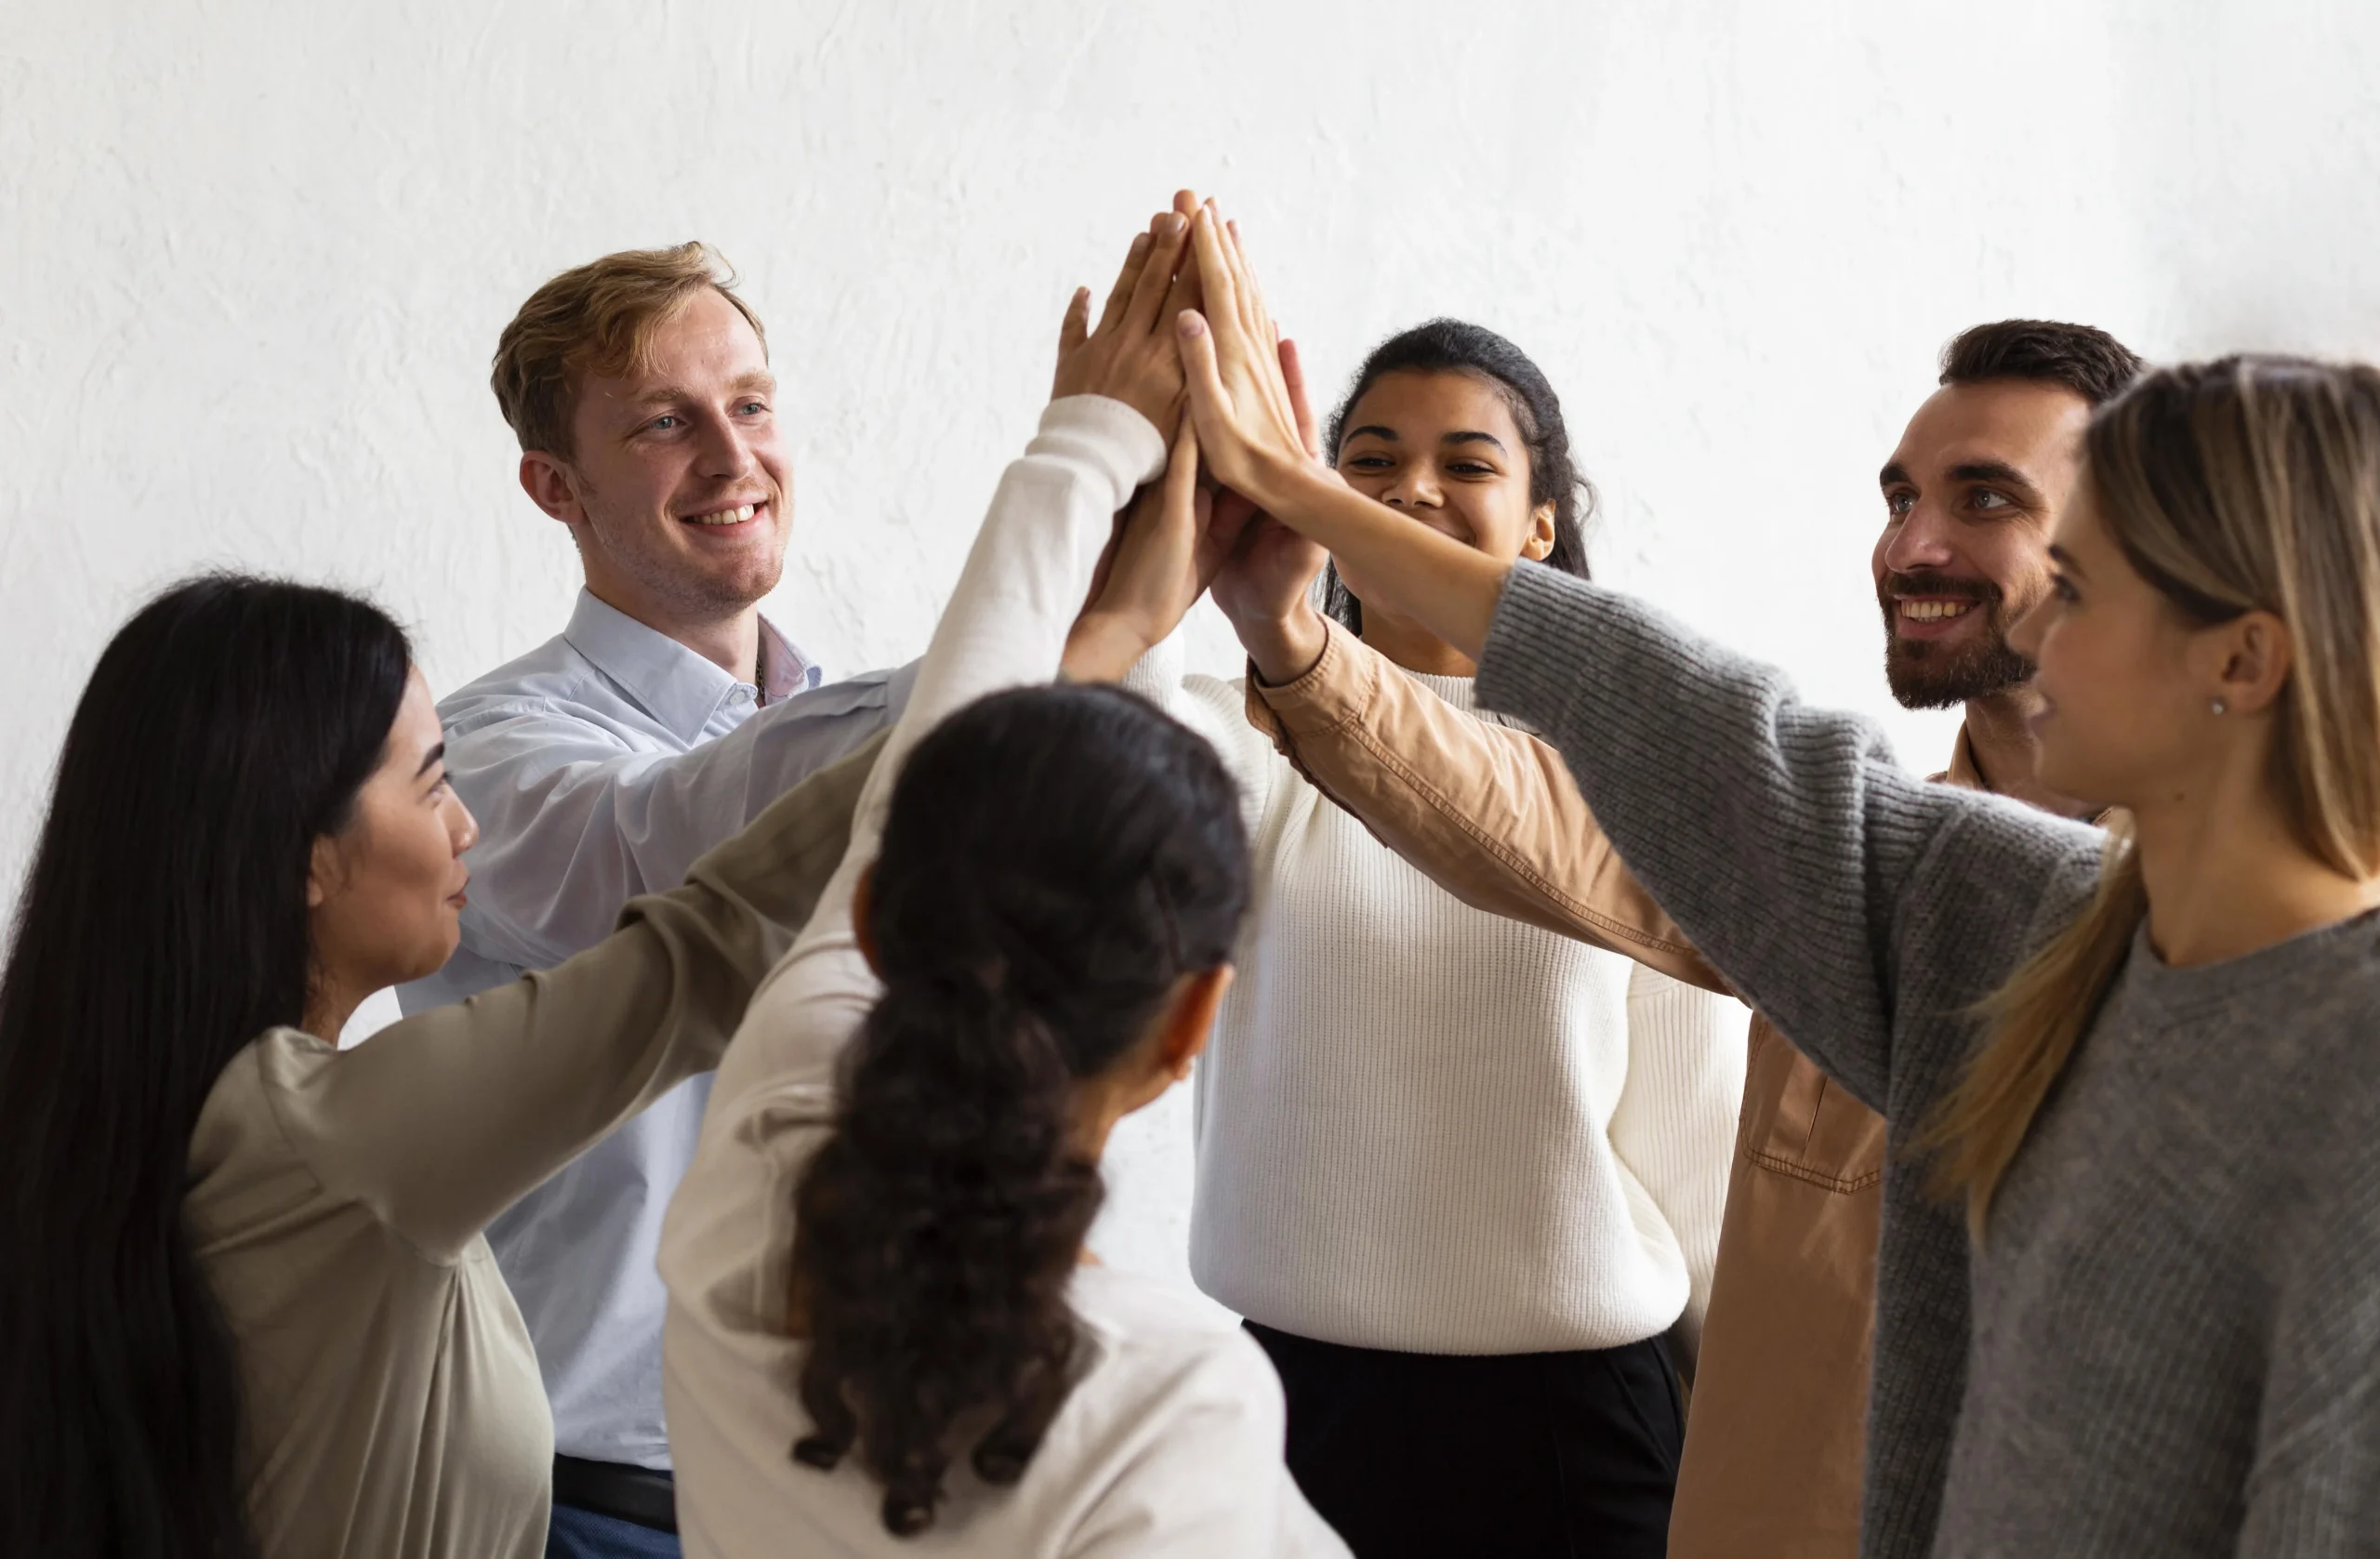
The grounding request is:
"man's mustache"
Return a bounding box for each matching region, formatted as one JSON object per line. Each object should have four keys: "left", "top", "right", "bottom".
{"left": 1879, "top": 571, "right": 2002, "bottom": 605}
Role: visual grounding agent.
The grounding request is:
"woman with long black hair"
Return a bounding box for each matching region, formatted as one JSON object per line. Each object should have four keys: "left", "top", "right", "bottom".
{"left": 0, "top": 574, "right": 876, "bottom": 1559}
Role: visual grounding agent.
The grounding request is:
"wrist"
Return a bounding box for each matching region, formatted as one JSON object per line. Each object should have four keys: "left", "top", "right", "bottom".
{"left": 1240, "top": 600, "right": 1329, "bottom": 687}
{"left": 1060, "top": 611, "right": 1156, "bottom": 684}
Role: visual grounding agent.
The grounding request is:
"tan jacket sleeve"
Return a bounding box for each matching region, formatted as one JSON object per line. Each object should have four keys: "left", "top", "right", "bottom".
{"left": 272, "top": 731, "right": 884, "bottom": 1260}
{"left": 1247, "top": 619, "right": 1729, "bottom": 996}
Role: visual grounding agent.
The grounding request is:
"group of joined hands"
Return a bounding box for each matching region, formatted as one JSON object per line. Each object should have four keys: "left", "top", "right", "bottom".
{"left": 1051, "top": 188, "right": 1513, "bottom": 692}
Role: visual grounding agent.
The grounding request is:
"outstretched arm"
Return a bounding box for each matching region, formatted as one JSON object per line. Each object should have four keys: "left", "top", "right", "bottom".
{"left": 1174, "top": 200, "right": 2099, "bottom": 1109}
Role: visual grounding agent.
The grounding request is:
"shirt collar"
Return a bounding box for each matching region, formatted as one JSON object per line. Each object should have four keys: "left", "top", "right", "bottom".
{"left": 756, "top": 614, "right": 824, "bottom": 704}
{"left": 1938, "top": 723, "right": 1989, "bottom": 790}
{"left": 1937, "top": 720, "right": 2118, "bottom": 826}
{"left": 562, "top": 589, "right": 819, "bottom": 743}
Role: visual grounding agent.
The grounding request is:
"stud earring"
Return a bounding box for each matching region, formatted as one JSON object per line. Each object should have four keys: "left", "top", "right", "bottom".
{"left": 2210, "top": 697, "right": 2228, "bottom": 715}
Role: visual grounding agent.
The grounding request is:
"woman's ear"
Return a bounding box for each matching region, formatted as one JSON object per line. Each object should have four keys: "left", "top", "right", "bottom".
{"left": 306, "top": 832, "right": 343, "bottom": 911}
{"left": 1522, "top": 502, "right": 1558, "bottom": 562}
{"left": 2213, "top": 609, "right": 2294, "bottom": 717}
{"left": 851, "top": 865, "right": 881, "bottom": 976}
{"left": 1156, "top": 965, "right": 1233, "bottom": 1081}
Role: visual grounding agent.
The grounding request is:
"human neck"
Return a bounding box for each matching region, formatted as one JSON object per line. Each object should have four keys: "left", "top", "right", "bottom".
{"left": 2129, "top": 755, "right": 2380, "bottom": 970}
{"left": 1959, "top": 684, "right": 2096, "bottom": 818}
{"left": 585, "top": 577, "right": 762, "bottom": 684}
{"left": 300, "top": 981, "right": 361, "bottom": 1045}
{"left": 1360, "top": 608, "right": 1475, "bottom": 679}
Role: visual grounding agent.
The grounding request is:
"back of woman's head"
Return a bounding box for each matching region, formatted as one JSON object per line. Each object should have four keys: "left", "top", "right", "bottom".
{"left": 1321, "top": 318, "right": 1594, "bottom": 630}
{"left": 789, "top": 682, "right": 1251, "bottom": 1537}
{"left": 0, "top": 574, "right": 412, "bottom": 1558}
{"left": 1930, "top": 355, "right": 2380, "bottom": 1231}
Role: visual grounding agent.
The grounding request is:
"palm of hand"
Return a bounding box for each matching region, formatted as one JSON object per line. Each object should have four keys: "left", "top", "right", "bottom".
{"left": 1208, "top": 487, "right": 1325, "bottom": 626}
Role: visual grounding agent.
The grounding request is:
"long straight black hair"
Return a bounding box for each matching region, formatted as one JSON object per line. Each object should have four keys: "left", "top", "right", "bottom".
{"left": 789, "top": 682, "right": 1251, "bottom": 1537}
{"left": 0, "top": 575, "right": 413, "bottom": 1558}
{"left": 1321, "top": 318, "right": 1595, "bottom": 632}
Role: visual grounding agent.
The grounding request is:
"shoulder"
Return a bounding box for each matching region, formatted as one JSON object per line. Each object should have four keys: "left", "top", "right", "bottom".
{"left": 434, "top": 632, "right": 588, "bottom": 719}
{"left": 1908, "top": 789, "right": 2104, "bottom": 958}
{"left": 186, "top": 1029, "right": 338, "bottom": 1209}
{"left": 1067, "top": 1269, "right": 1282, "bottom": 1425}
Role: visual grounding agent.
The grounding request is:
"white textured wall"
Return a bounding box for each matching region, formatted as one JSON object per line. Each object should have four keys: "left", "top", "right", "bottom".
{"left": 7, "top": 0, "right": 2378, "bottom": 1292}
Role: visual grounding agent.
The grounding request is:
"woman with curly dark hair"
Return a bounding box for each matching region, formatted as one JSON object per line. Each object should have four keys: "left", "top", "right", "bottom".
{"left": 661, "top": 207, "right": 1349, "bottom": 1553}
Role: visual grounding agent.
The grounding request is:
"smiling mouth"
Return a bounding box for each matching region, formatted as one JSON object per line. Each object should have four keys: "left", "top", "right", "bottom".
{"left": 681, "top": 501, "right": 763, "bottom": 527}
{"left": 1897, "top": 598, "right": 1980, "bottom": 625}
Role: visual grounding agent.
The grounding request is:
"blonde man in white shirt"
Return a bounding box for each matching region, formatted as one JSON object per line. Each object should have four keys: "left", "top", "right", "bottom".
{"left": 398, "top": 243, "right": 910, "bottom": 1557}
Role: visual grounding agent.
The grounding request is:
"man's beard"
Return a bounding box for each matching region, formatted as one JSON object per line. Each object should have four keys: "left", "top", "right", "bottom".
{"left": 1879, "top": 571, "right": 2038, "bottom": 710}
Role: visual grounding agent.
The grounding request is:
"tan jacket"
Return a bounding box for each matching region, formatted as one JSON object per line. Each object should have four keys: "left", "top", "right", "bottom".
{"left": 1245, "top": 619, "right": 1909, "bottom": 1559}
{"left": 186, "top": 735, "right": 875, "bottom": 1559}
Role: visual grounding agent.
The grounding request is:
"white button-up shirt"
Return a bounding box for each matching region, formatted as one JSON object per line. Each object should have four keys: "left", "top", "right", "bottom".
{"left": 398, "top": 588, "right": 911, "bottom": 1469}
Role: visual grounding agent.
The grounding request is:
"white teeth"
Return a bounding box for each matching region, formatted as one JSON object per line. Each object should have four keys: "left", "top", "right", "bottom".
{"left": 1901, "top": 600, "right": 1973, "bottom": 622}
{"left": 690, "top": 503, "right": 757, "bottom": 525}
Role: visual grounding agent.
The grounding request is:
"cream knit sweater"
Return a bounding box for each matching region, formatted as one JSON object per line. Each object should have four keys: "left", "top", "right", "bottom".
{"left": 1132, "top": 643, "right": 1744, "bottom": 1359}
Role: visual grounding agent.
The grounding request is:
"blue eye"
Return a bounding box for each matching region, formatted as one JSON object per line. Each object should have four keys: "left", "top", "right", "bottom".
{"left": 1973, "top": 490, "right": 2010, "bottom": 510}
{"left": 650, "top": 416, "right": 681, "bottom": 431}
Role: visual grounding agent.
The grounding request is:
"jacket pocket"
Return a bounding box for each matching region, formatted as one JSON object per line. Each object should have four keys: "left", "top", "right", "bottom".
{"left": 1739, "top": 1019, "right": 1885, "bottom": 1194}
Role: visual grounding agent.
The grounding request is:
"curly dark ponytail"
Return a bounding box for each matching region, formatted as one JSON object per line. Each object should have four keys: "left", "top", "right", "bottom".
{"left": 788, "top": 682, "right": 1251, "bottom": 1536}
{"left": 1321, "top": 317, "right": 1595, "bottom": 633}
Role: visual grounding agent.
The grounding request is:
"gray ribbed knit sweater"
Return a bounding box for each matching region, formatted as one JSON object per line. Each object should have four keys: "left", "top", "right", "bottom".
{"left": 1475, "top": 562, "right": 2380, "bottom": 1559}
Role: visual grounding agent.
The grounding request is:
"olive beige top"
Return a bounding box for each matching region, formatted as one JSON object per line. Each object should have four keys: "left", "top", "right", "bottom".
{"left": 1476, "top": 561, "right": 2380, "bottom": 1558}
{"left": 662, "top": 396, "right": 1348, "bottom": 1556}
{"left": 183, "top": 737, "right": 876, "bottom": 1559}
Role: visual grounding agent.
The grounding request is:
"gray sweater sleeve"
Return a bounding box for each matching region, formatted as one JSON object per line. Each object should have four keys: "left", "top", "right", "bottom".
{"left": 1474, "top": 562, "right": 2099, "bottom": 1115}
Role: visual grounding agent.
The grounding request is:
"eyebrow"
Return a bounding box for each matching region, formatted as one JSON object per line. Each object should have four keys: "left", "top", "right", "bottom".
{"left": 1441, "top": 430, "right": 1508, "bottom": 452}
{"left": 1879, "top": 462, "right": 1911, "bottom": 489}
{"left": 621, "top": 370, "right": 777, "bottom": 416}
{"left": 1342, "top": 425, "right": 1509, "bottom": 453}
{"left": 415, "top": 741, "right": 446, "bottom": 779}
{"left": 2048, "top": 543, "right": 2086, "bottom": 579}
{"left": 1948, "top": 460, "right": 2041, "bottom": 497}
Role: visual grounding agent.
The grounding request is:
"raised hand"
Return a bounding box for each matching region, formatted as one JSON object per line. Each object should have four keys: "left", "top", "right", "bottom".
{"left": 1172, "top": 202, "right": 1316, "bottom": 509}
{"left": 1060, "top": 421, "right": 1214, "bottom": 683}
{"left": 1051, "top": 209, "right": 1202, "bottom": 439}
{"left": 1206, "top": 336, "right": 1332, "bottom": 681}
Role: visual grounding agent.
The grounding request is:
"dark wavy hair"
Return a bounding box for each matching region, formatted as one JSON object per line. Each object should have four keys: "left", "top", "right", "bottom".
{"left": 787, "top": 682, "right": 1251, "bottom": 1536}
{"left": 0, "top": 575, "right": 413, "bottom": 1558}
{"left": 1321, "top": 318, "right": 1595, "bottom": 632}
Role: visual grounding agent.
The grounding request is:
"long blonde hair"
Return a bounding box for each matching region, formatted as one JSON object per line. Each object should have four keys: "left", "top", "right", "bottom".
{"left": 1924, "top": 356, "right": 2380, "bottom": 1235}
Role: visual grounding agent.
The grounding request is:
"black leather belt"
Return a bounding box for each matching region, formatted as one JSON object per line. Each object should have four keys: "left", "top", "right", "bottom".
{"left": 552, "top": 1454, "right": 677, "bottom": 1535}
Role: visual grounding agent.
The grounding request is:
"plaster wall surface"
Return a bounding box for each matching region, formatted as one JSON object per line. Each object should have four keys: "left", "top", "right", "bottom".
{"left": 6, "top": 0, "right": 2377, "bottom": 1297}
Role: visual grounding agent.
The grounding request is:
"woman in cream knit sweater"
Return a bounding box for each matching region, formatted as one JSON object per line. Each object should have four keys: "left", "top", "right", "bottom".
{"left": 1074, "top": 302, "right": 1744, "bottom": 1558}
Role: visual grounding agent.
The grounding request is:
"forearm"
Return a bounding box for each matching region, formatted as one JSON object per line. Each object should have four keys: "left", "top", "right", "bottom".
{"left": 1234, "top": 596, "right": 1329, "bottom": 688}
{"left": 1248, "top": 615, "right": 1727, "bottom": 991}
{"left": 1471, "top": 563, "right": 1962, "bottom": 1103}
{"left": 1240, "top": 458, "right": 1507, "bottom": 662}
{"left": 298, "top": 735, "right": 879, "bottom": 1254}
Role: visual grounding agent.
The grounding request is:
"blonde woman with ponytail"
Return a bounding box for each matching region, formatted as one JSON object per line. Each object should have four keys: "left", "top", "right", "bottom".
{"left": 1174, "top": 216, "right": 2380, "bottom": 1559}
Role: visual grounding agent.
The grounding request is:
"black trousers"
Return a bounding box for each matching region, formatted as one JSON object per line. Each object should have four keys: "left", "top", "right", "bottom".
{"left": 1246, "top": 1322, "right": 1684, "bottom": 1559}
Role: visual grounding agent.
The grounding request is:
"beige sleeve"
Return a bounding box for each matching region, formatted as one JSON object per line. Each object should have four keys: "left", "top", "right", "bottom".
{"left": 1248, "top": 618, "right": 1731, "bottom": 995}
{"left": 271, "top": 732, "right": 883, "bottom": 1260}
